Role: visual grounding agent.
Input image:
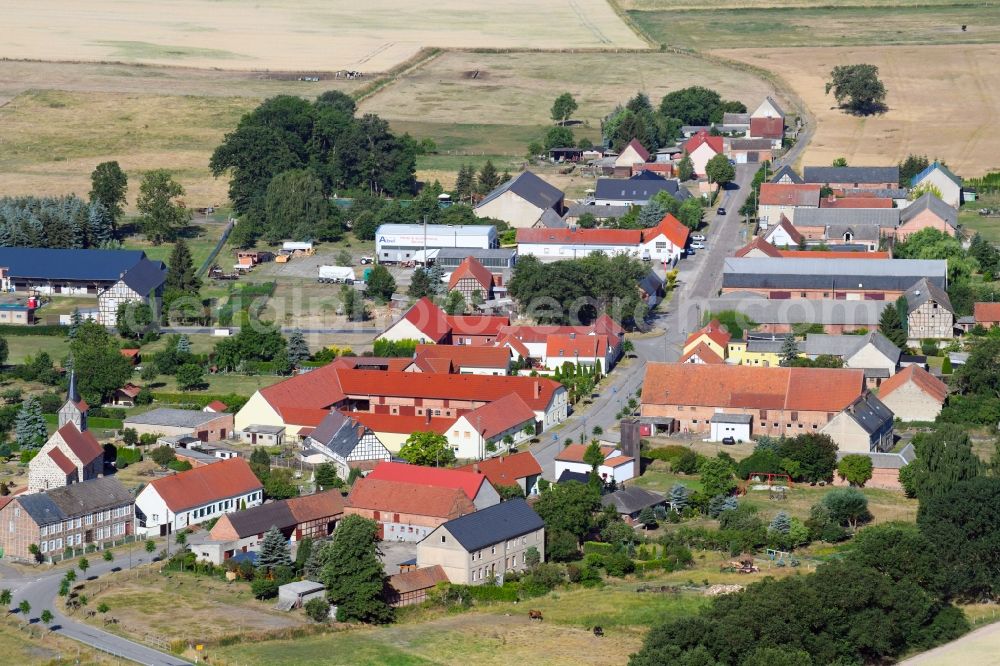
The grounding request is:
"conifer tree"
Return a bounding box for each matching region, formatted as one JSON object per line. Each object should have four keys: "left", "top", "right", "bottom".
{"left": 14, "top": 397, "right": 47, "bottom": 450}
{"left": 257, "top": 526, "right": 291, "bottom": 571}
{"left": 286, "top": 329, "right": 310, "bottom": 364}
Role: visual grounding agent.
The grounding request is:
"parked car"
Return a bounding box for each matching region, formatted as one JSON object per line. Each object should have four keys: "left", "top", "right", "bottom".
{"left": 721, "top": 436, "right": 737, "bottom": 445}
{"left": 689, "top": 241, "right": 705, "bottom": 250}
{"left": 716, "top": 207, "right": 727, "bottom": 215}
{"left": 691, "top": 233, "right": 706, "bottom": 242}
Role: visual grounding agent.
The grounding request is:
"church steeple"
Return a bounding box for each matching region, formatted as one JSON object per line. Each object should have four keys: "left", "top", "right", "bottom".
{"left": 58, "top": 368, "right": 88, "bottom": 432}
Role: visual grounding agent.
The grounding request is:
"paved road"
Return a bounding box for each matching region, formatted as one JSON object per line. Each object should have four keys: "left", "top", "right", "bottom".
{"left": 900, "top": 620, "right": 1000, "bottom": 665}
{"left": 530, "top": 164, "right": 758, "bottom": 478}
{"left": 2, "top": 547, "right": 191, "bottom": 665}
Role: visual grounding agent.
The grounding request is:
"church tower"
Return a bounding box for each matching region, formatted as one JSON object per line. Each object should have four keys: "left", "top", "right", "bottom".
{"left": 58, "top": 369, "right": 88, "bottom": 432}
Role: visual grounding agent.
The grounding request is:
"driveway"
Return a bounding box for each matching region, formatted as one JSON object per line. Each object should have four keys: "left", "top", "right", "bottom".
{"left": 2, "top": 546, "right": 191, "bottom": 665}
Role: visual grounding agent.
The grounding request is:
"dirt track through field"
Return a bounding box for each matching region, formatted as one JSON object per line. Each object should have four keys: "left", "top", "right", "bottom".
{"left": 901, "top": 621, "right": 1000, "bottom": 665}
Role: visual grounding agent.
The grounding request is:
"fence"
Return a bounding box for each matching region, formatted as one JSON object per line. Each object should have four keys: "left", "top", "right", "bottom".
{"left": 47, "top": 535, "right": 140, "bottom": 564}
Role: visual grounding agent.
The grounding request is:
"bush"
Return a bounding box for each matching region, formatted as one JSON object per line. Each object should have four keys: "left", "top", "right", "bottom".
{"left": 150, "top": 392, "right": 247, "bottom": 412}
{"left": 603, "top": 552, "right": 635, "bottom": 577}
{"left": 466, "top": 583, "right": 520, "bottom": 602}
{"left": 251, "top": 577, "right": 279, "bottom": 600}
{"left": 304, "top": 597, "right": 331, "bottom": 622}
{"left": 0, "top": 324, "right": 67, "bottom": 337}
{"left": 644, "top": 445, "right": 689, "bottom": 464}
{"left": 582, "top": 541, "right": 614, "bottom": 555}
{"left": 116, "top": 447, "right": 142, "bottom": 466}
{"left": 673, "top": 449, "right": 701, "bottom": 474}
{"left": 520, "top": 562, "right": 565, "bottom": 597}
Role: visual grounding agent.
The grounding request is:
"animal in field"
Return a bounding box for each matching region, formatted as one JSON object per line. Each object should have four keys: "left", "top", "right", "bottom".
{"left": 593, "top": 626, "right": 604, "bottom": 637}
{"left": 528, "top": 609, "right": 543, "bottom": 621}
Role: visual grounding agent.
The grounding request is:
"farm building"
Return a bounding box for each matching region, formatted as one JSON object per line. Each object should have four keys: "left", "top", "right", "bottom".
{"left": 435, "top": 248, "right": 516, "bottom": 272}
{"left": 593, "top": 172, "right": 691, "bottom": 207}
{"left": 473, "top": 171, "right": 565, "bottom": 228}
{"left": 123, "top": 408, "right": 234, "bottom": 442}
{"left": 910, "top": 162, "right": 963, "bottom": 208}
{"left": 554, "top": 444, "right": 635, "bottom": 484}
{"left": 802, "top": 166, "right": 900, "bottom": 190}
{"left": 516, "top": 212, "right": 689, "bottom": 264}
{"left": 0, "top": 247, "right": 166, "bottom": 326}
{"left": 375, "top": 224, "right": 497, "bottom": 264}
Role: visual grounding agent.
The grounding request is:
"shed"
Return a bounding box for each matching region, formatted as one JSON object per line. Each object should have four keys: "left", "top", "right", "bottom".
{"left": 277, "top": 580, "right": 326, "bottom": 610}
{"left": 709, "top": 413, "right": 751, "bottom": 442}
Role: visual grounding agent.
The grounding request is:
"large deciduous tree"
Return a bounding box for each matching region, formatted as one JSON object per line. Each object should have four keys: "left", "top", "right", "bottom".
{"left": 533, "top": 480, "right": 600, "bottom": 542}
{"left": 705, "top": 153, "right": 736, "bottom": 188}
{"left": 364, "top": 265, "right": 396, "bottom": 302}
{"left": 398, "top": 432, "right": 455, "bottom": 467}
{"left": 89, "top": 161, "right": 128, "bottom": 236}
{"left": 136, "top": 170, "right": 191, "bottom": 244}
{"left": 837, "top": 454, "right": 874, "bottom": 487}
{"left": 318, "top": 515, "right": 394, "bottom": 623}
{"left": 71, "top": 322, "right": 134, "bottom": 406}
{"left": 826, "top": 64, "right": 887, "bottom": 115}
{"left": 551, "top": 92, "right": 578, "bottom": 125}
{"left": 659, "top": 86, "right": 722, "bottom": 126}
{"left": 263, "top": 169, "right": 330, "bottom": 242}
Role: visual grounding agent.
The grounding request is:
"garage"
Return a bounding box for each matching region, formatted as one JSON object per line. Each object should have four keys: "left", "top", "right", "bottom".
{"left": 709, "top": 413, "right": 752, "bottom": 442}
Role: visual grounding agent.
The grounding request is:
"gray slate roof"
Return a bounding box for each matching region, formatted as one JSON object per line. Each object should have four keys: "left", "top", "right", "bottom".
{"left": 900, "top": 193, "right": 958, "bottom": 230}
{"left": 124, "top": 408, "right": 224, "bottom": 429}
{"left": 121, "top": 258, "right": 168, "bottom": 296}
{"left": 0, "top": 247, "right": 155, "bottom": 283}
{"left": 842, "top": 393, "right": 894, "bottom": 436}
{"left": 730, "top": 139, "right": 775, "bottom": 151}
{"left": 594, "top": 176, "right": 691, "bottom": 203}
{"left": 309, "top": 411, "right": 364, "bottom": 459}
{"left": 823, "top": 224, "right": 882, "bottom": 242}
{"left": 564, "top": 204, "right": 631, "bottom": 220}
{"left": 722, "top": 257, "right": 948, "bottom": 292}
{"left": 770, "top": 166, "right": 803, "bottom": 184}
{"left": 436, "top": 248, "right": 517, "bottom": 262}
{"left": 841, "top": 188, "right": 908, "bottom": 199}
{"left": 600, "top": 487, "right": 665, "bottom": 515}
{"left": 557, "top": 470, "right": 591, "bottom": 484}
{"left": 746, "top": 337, "right": 785, "bottom": 353}
{"left": 477, "top": 171, "right": 563, "bottom": 211}
{"left": 537, "top": 208, "right": 567, "bottom": 229}
{"left": 709, "top": 295, "right": 888, "bottom": 326}
{"left": 803, "top": 332, "right": 900, "bottom": 364}
{"left": 439, "top": 498, "right": 543, "bottom": 552}
{"left": 904, "top": 278, "right": 954, "bottom": 315}
{"left": 794, "top": 208, "right": 900, "bottom": 229}
{"left": 711, "top": 413, "right": 753, "bottom": 424}
{"left": 225, "top": 500, "right": 296, "bottom": 538}
{"left": 836, "top": 442, "right": 915, "bottom": 469}
{"left": 803, "top": 166, "right": 900, "bottom": 185}
{"left": 19, "top": 477, "right": 133, "bottom": 526}
{"left": 722, "top": 112, "right": 750, "bottom": 125}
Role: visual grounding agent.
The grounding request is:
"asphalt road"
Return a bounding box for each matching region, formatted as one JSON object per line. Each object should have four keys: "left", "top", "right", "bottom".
{"left": 530, "top": 164, "right": 759, "bottom": 478}
{"left": 2, "top": 547, "right": 191, "bottom": 665}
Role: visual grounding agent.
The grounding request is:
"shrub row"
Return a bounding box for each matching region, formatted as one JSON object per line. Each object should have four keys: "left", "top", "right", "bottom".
{"left": 151, "top": 392, "right": 248, "bottom": 412}
{"left": 0, "top": 324, "right": 68, "bottom": 336}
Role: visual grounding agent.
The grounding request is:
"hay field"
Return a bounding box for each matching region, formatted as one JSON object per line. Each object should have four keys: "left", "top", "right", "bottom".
{"left": 362, "top": 50, "right": 777, "bottom": 128}
{"left": 0, "top": 89, "right": 254, "bottom": 207}
{"left": 719, "top": 44, "right": 1000, "bottom": 175}
{"left": 619, "top": 0, "right": 983, "bottom": 8}
{"left": 4, "top": 0, "right": 644, "bottom": 73}
{"left": 629, "top": 4, "right": 1000, "bottom": 50}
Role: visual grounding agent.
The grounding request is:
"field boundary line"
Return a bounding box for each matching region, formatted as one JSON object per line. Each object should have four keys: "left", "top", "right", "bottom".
{"left": 606, "top": 0, "right": 660, "bottom": 48}
{"left": 353, "top": 48, "right": 443, "bottom": 104}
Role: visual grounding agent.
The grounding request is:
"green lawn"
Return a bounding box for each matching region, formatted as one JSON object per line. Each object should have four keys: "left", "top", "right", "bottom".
{"left": 628, "top": 4, "right": 1000, "bottom": 50}
{"left": 961, "top": 194, "right": 1000, "bottom": 242}
{"left": 150, "top": 372, "right": 284, "bottom": 395}
{"left": 121, "top": 219, "right": 229, "bottom": 272}
{"left": 5, "top": 335, "right": 69, "bottom": 364}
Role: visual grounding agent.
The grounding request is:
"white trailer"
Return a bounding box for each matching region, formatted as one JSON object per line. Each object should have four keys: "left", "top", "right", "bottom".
{"left": 318, "top": 266, "right": 356, "bottom": 283}
{"left": 375, "top": 224, "right": 497, "bottom": 264}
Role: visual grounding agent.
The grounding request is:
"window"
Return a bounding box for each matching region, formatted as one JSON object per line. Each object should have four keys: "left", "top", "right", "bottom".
{"left": 491, "top": 546, "right": 496, "bottom": 555}
{"left": 75, "top": 518, "right": 81, "bottom": 529}
{"left": 85, "top": 515, "right": 92, "bottom": 525}
{"left": 56, "top": 538, "right": 63, "bottom": 549}
{"left": 41, "top": 525, "right": 48, "bottom": 537}
{"left": 41, "top": 541, "right": 48, "bottom": 553}
{"left": 441, "top": 535, "right": 446, "bottom": 543}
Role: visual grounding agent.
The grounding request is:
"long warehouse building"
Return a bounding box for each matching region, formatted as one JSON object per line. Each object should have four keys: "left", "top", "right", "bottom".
{"left": 375, "top": 224, "right": 497, "bottom": 264}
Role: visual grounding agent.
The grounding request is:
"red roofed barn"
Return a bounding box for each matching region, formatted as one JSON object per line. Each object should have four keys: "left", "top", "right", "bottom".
{"left": 448, "top": 256, "right": 494, "bottom": 302}
{"left": 346, "top": 476, "right": 476, "bottom": 541}
{"left": 367, "top": 461, "right": 500, "bottom": 509}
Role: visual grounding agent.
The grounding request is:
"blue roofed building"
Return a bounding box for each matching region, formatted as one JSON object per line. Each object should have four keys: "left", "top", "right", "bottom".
{"left": 416, "top": 498, "right": 545, "bottom": 584}
{"left": 0, "top": 247, "right": 167, "bottom": 326}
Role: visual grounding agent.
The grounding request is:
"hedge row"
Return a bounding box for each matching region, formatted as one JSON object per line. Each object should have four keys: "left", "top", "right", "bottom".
{"left": 151, "top": 392, "right": 249, "bottom": 412}
{"left": 582, "top": 541, "right": 614, "bottom": 555}
{"left": 0, "top": 324, "right": 68, "bottom": 337}
{"left": 43, "top": 414, "right": 123, "bottom": 430}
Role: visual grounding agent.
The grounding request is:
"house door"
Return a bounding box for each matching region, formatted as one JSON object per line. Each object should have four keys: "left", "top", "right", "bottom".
{"left": 85, "top": 529, "right": 94, "bottom": 543}
{"left": 197, "top": 430, "right": 208, "bottom": 442}
{"left": 376, "top": 523, "right": 384, "bottom": 540}
{"left": 159, "top": 524, "right": 169, "bottom": 537}
{"left": 251, "top": 433, "right": 257, "bottom": 445}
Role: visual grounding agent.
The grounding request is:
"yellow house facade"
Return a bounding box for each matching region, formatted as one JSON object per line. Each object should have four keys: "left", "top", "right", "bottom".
{"left": 726, "top": 339, "right": 782, "bottom": 368}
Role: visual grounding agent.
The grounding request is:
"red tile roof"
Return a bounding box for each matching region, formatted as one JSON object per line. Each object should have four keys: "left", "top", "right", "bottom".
{"left": 759, "top": 184, "right": 821, "bottom": 207}
{"left": 368, "top": 461, "right": 489, "bottom": 501}
{"left": 974, "top": 302, "right": 1000, "bottom": 324}
{"left": 820, "top": 196, "right": 893, "bottom": 209}
{"left": 388, "top": 565, "right": 449, "bottom": 595}
{"left": 685, "top": 319, "right": 732, "bottom": 350}
{"left": 401, "top": 297, "right": 451, "bottom": 343}
{"left": 48, "top": 448, "right": 77, "bottom": 475}
{"left": 735, "top": 237, "right": 784, "bottom": 258}
{"left": 459, "top": 451, "right": 543, "bottom": 487}
{"left": 546, "top": 333, "right": 609, "bottom": 361}
{"left": 413, "top": 344, "right": 510, "bottom": 370}
{"left": 878, "top": 365, "right": 948, "bottom": 404}
{"left": 445, "top": 315, "right": 510, "bottom": 337}
{"left": 605, "top": 455, "right": 635, "bottom": 468}
{"left": 146, "top": 458, "right": 262, "bottom": 512}
{"left": 205, "top": 400, "right": 228, "bottom": 412}
{"left": 679, "top": 342, "right": 725, "bottom": 364}
{"left": 684, "top": 130, "right": 723, "bottom": 155}
{"left": 57, "top": 423, "right": 103, "bottom": 465}
{"left": 336, "top": 371, "right": 562, "bottom": 411}
{"left": 648, "top": 213, "right": 690, "bottom": 249}
{"left": 410, "top": 356, "right": 454, "bottom": 374}
{"left": 458, "top": 393, "right": 536, "bottom": 440}
{"left": 764, "top": 216, "right": 805, "bottom": 246}
{"left": 330, "top": 357, "right": 413, "bottom": 372}
{"left": 350, "top": 412, "right": 456, "bottom": 435}
{"left": 348, "top": 477, "right": 475, "bottom": 518}
{"left": 119, "top": 383, "right": 142, "bottom": 398}
{"left": 120, "top": 349, "right": 140, "bottom": 359}
{"left": 750, "top": 116, "right": 784, "bottom": 140}
{"left": 556, "top": 444, "right": 616, "bottom": 463}
{"left": 642, "top": 363, "right": 865, "bottom": 413}
{"left": 448, "top": 256, "right": 494, "bottom": 292}
{"left": 779, "top": 250, "right": 892, "bottom": 260}
{"left": 517, "top": 227, "right": 643, "bottom": 247}
{"left": 286, "top": 489, "right": 345, "bottom": 523}
{"left": 260, "top": 363, "right": 347, "bottom": 418}
{"left": 621, "top": 138, "right": 651, "bottom": 162}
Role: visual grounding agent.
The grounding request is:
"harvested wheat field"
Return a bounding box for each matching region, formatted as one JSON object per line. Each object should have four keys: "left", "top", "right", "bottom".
{"left": 720, "top": 44, "right": 1000, "bottom": 175}
{"left": 0, "top": 89, "right": 255, "bottom": 207}
{"left": 3, "top": 0, "right": 644, "bottom": 73}
{"left": 362, "top": 50, "right": 779, "bottom": 129}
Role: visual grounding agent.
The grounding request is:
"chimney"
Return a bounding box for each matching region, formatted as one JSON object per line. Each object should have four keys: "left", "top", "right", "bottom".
{"left": 473, "top": 463, "right": 480, "bottom": 474}
{"left": 534, "top": 381, "right": 541, "bottom": 399}
{"left": 426, "top": 411, "right": 432, "bottom": 424}
{"left": 499, "top": 455, "right": 504, "bottom": 464}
